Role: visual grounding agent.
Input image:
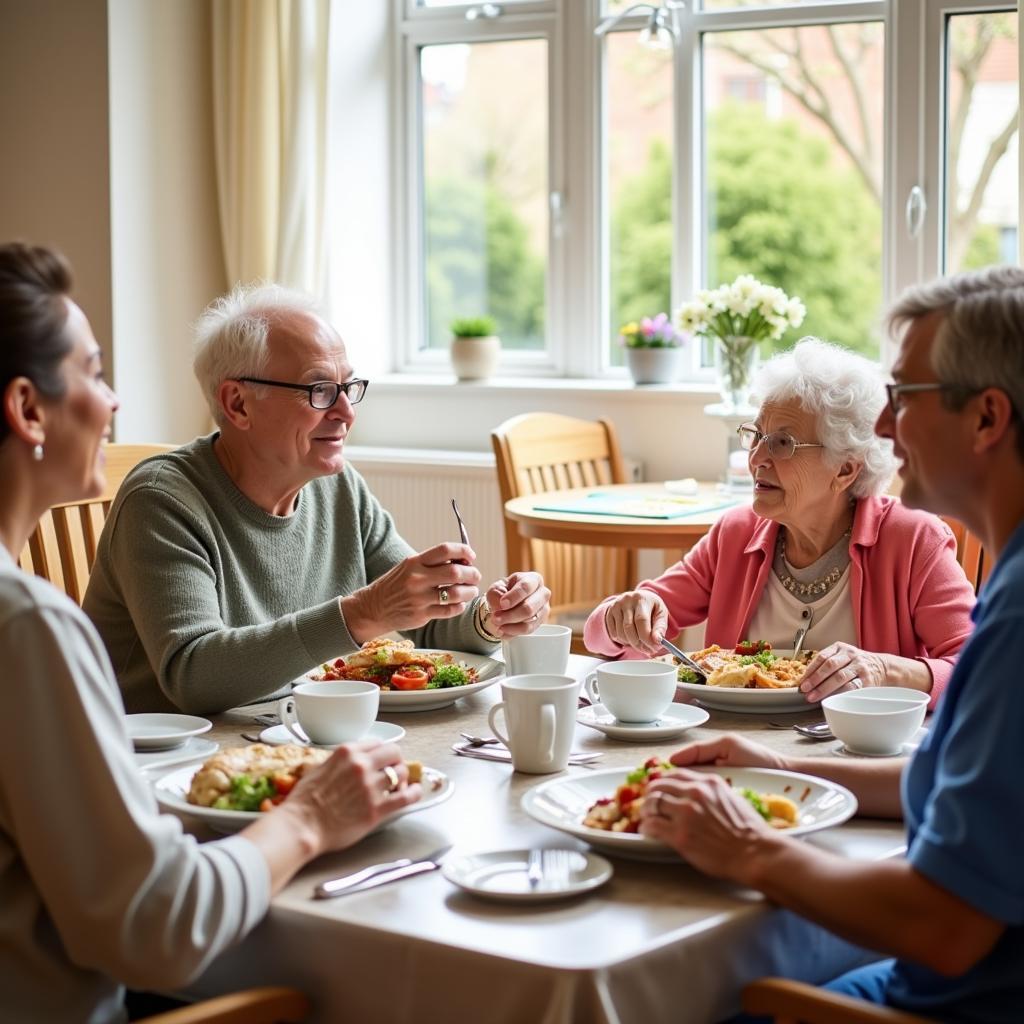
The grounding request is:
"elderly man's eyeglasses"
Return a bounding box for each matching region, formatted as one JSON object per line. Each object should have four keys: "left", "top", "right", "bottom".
{"left": 736, "top": 424, "right": 825, "bottom": 461}
{"left": 884, "top": 382, "right": 962, "bottom": 415}
{"left": 235, "top": 377, "right": 369, "bottom": 409}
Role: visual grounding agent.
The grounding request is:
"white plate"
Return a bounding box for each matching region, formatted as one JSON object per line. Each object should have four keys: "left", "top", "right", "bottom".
{"left": 153, "top": 764, "right": 453, "bottom": 835}
{"left": 259, "top": 721, "right": 406, "bottom": 749}
{"left": 443, "top": 849, "right": 613, "bottom": 903}
{"left": 577, "top": 702, "right": 709, "bottom": 741}
{"left": 522, "top": 765, "right": 857, "bottom": 862}
{"left": 668, "top": 648, "right": 813, "bottom": 714}
{"left": 126, "top": 713, "right": 213, "bottom": 751}
{"left": 308, "top": 651, "right": 503, "bottom": 713}
{"left": 135, "top": 737, "right": 219, "bottom": 773}
{"left": 831, "top": 725, "right": 928, "bottom": 759}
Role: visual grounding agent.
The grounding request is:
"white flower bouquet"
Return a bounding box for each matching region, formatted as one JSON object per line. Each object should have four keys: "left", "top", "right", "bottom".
{"left": 675, "top": 275, "right": 806, "bottom": 407}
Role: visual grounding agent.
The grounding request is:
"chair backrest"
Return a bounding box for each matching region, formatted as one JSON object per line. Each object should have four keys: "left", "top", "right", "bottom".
{"left": 939, "top": 515, "right": 991, "bottom": 593}
{"left": 18, "top": 443, "right": 176, "bottom": 603}
{"left": 490, "top": 413, "right": 637, "bottom": 611}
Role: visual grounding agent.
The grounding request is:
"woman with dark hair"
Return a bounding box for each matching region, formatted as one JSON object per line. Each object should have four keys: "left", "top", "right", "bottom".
{"left": 0, "top": 242, "right": 420, "bottom": 1021}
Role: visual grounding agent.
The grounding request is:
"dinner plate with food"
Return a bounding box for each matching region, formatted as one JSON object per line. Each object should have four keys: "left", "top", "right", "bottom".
{"left": 522, "top": 759, "right": 856, "bottom": 862}
{"left": 666, "top": 641, "right": 815, "bottom": 713}
{"left": 307, "top": 638, "right": 503, "bottom": 712}
{"left": 152, "top": 744, "right": 453, "bottom": 835}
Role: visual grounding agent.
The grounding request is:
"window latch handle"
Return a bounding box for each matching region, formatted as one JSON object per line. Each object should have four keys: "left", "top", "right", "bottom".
{"left": 905, "top": 185, "right": 927, "bottom": 240}
{"left": 465, "top": 3, "right": 503, "bottom": 20}
{"left": 550, "top": 191, "right": 566, "bottom": 239}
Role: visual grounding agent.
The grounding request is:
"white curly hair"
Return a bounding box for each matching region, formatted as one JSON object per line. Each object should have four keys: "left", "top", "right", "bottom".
{"left": 750, "top": 337, "right": 896, "bottom": 498}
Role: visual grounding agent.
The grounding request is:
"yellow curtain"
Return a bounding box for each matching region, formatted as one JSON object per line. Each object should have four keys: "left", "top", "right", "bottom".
{"left": 212, "top": 0, "right": 331, "bottom": 293}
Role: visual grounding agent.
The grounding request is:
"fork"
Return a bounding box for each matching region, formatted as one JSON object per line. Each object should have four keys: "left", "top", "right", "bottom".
{"left": 459, "top": 731, "right": 501, "bottom": 747}
{"left": 451, "top": 498, "right": 471, "bottom": 566}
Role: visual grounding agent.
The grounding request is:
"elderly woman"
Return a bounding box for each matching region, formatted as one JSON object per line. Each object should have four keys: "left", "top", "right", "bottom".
{"left": 585, "top": 337, "right": 975, "bottom": 705}
{"left": 0, "top": 243, "right": 420, "bottom": 1020}
{"left": 83, "top": 283, "right": 550, "bottom": 715}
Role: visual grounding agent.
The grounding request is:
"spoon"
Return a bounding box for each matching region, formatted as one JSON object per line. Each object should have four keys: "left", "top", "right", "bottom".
{"left": 459, "top": 732, "right": 501, "bottom": 747}
{"left": 658, "top": 636, "right": 708, "bottom": 683}
{"left": 793, "top": 721, "right": 834, "bottom": 739}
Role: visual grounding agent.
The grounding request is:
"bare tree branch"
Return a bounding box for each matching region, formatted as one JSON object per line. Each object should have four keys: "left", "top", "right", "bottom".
{"left": 826, "top": 25, "right": 873, "bottom": 166}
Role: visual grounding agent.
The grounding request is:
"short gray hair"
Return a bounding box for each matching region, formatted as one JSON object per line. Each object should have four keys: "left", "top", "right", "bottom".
{"left": 887, "top": 265, "right": 1024, "bottom": 458}
{"left": 751, "top": 337, "right": 897, "bottom": 498}
{"left": 193, "top": 281, "right": 323, "bottom": 426}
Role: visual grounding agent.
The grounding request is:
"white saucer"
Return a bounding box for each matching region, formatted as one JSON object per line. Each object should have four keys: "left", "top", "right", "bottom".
{"left": 259, "top": 720, "right": 406, "bottom": 749}
{"left": 830, "top": 726, "right": 928, "bottom": 759}
{"left": 134, "top": 737, "right": 219, "bottom": 773}
{"left": 126, "top": 713, "right": 213, "bottom": 751}
{"left": 576, "top": 702, "right": 709, "bottom": 741}
{"left": 442, "top": 849, "right": 613, "bottom": 902}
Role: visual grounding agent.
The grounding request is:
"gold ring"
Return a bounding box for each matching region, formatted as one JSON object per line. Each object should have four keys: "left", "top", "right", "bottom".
{"left": 439, "top": 587, "right": 450, "bottom": 605}
{"left": 382, "top": 765, "right": 401, "bottom": 793}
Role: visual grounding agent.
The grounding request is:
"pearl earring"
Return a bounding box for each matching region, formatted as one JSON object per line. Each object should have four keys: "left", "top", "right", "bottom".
{"left": 32, "top": 444, "right": 44, "bottom": 462}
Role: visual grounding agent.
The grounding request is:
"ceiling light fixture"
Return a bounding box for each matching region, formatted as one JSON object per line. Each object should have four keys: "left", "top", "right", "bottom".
{"left": 594, "top": 2, "right": 684, "bottom": 51}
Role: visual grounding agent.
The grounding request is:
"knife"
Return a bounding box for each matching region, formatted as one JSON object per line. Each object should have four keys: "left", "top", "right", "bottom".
{"left": 451, "top": 743, "right": 603, "bottom": 765}
{"left": 313, "top": 845, "right": 451, "bottom": 900}
{"left": 658, "top": 636, "right": 708, "bottom": 683}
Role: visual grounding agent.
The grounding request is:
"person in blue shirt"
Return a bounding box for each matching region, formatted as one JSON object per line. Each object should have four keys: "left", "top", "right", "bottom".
{"left": 642, "top": 264, "right": 1024, "bottom": 1023}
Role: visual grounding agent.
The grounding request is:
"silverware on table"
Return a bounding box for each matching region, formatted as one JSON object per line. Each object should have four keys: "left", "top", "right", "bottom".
{"left": 314, "top": 845, "right": 452, "bottom": 899}
{"left": 240, "top": 732, "right": 263, "bottom": 743}
{"left": 658, "top": 636, "right": 707, "bottom": 683}
{"left": 526, "top": 849, "right": 544, "bottom": 890}
{"left": 792, "top": 721, "right": 834, "bottom": 740}
{"left": 459, "top": 732, "right": 501, "bottom": 747}
{"left": 452, "top": 743, "right": 602, "bottom": 767}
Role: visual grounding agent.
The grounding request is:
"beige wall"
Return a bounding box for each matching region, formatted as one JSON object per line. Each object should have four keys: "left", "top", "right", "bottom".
{"left": 0, "top": 0, "right": 113, "bottom": 371}
{"left": 108, "top": 0, "right": 223, "bottom": 443}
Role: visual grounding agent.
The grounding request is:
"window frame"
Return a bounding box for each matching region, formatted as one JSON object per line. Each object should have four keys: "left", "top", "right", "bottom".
{"left": 393, "top": 0, "right": 1020, "bottom": 377}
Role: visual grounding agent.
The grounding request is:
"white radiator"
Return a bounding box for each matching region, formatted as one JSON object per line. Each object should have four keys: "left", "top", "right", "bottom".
{"left": 346, "top": 447, "right": 507, "bottom": 586}
{"left": 345, "top": 446, "right": 645, "bottom": 592}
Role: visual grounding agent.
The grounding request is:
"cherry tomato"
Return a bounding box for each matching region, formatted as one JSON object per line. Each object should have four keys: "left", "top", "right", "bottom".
{"left": 617, "top": 784, "right": 641, "bottom": 806}
{"left": 273, "top": 774, "right": 298, "bottom": 796}
{"left": 735, "top": 639, "right": 771, "bottom": 655}
{"left": 391, "top": 667, "right": 430, "bottom": 691}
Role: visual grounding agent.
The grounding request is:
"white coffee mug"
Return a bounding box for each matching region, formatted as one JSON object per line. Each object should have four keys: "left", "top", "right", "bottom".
{"left": 501, "top": 624, "right": 572, "bottom": 676}
{"left": 279, "top": 680, "right": 379, "bottom": 746}
{"left": 487, "top": 674, "right": 579, "bottom": 774}
{"left": 584, "top": 661, "right": 677, "bottom": 723}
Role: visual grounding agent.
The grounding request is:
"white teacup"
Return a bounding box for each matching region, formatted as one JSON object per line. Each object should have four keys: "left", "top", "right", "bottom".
{"left": 584, "top": 661, "right": 677, "bottom": 724}
{"left": 501, "top": 624, "right": 572, "bottom": 676}
{"left": 487, "top": 674, "right": 579, "bottom": 774}
{"left": 279, "top": 681, "right": 379, "bottom": 746}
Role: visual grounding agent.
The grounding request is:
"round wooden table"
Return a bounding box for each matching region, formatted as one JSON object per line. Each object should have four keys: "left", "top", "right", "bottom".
{"left": 504, "top": 481, "right": 747, "bottom": 553}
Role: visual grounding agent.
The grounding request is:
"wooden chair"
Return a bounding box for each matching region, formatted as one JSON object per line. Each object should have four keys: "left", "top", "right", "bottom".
{"left": 742, "top": 978, "right": 934, "bottom": 1024}
{"left": 491, "top": 413, "right": 638, "bottom": 651}
{"left": 18, "top": 443, "right": 175, "bottom": 603}
{"left": 139, "top": 986, "right": 310, "bottom": 1023}
{"left": 939, "top": 515, "right": 991, "bottom": 593}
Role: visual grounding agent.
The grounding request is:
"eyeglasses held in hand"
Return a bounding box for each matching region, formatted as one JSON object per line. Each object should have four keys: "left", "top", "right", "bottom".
{"left": 736, "top": 423, "right": 825, "bottom": 461}
{"left": 234, "top": 377, "right": 369, "bottom": 409}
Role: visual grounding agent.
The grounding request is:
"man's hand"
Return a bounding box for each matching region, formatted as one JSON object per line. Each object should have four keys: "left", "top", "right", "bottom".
{"left": 482, "top": 572, "right": 551, "bottom": 638}
{"left": 341, "top": 543, "right": 480, "bottom": 642}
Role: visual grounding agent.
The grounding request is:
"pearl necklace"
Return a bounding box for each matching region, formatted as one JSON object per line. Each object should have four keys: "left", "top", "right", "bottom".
{"left": 774, "top": 527, "right": 852, "bottom": 599}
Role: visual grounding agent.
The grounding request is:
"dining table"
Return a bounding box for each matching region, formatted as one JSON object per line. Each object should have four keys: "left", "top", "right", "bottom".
{"left": 503, "top": 481, "right": 748, "bottom": 556}
{"left": 156, "top": 653, "right": 907, "bottom": 1024}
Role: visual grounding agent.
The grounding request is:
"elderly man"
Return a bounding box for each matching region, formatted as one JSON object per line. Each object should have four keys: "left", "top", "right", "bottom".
{"left": 84, "top": 284, "right": 550, "bottom": 714}
{"left": 641, "top": 266, "right": 1024, "bottom": 1021}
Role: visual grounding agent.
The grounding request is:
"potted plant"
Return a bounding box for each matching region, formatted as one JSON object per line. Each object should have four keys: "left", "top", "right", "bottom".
{"left": 618, "top": 313, "right": 689, "bottom": 385}
{"left": 675, "top": 275, "right": 806, "bottom": 410}
{"left": 450, "top": 315, "right": 501, "bottom": 381}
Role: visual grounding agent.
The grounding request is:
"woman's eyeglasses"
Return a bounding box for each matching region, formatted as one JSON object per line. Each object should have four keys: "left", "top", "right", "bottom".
{"left": 234, "top": 377, "right": 369, "bottom": 409}
{"left": 736, "top": 424, "right": 825, "bottom": 461}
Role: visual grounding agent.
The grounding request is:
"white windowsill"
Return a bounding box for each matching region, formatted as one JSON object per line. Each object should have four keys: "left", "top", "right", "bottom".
{"left": 368, "top": 372, "right": 722, "bottom": 404}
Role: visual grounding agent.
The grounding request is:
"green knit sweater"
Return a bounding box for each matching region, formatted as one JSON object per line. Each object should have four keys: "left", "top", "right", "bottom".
{"left": 83, "top": 435, "right": 495, "bottom": 715}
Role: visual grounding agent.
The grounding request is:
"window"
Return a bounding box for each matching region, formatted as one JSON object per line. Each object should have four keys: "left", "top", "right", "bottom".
{"left": 394, "top": 0, "right": 1020, "bottom": 377}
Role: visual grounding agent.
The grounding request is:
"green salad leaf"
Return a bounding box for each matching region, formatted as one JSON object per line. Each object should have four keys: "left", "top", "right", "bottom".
{"left": 739, "top": 787, "right": 770, "bottom": 821}
{"left": 213, "top": 774, "right": 276, "bottom": 812}
{"left": 428, "top": 664, "right": 470, "bottom": 689}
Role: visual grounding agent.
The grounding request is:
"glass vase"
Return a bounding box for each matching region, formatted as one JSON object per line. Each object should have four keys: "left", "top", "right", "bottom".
{"left": 713, "top": 335, "right": 760, "bottom": 410}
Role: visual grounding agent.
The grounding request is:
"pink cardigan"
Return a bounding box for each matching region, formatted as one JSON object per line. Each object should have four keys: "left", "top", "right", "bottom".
{"left": 584, "top": 496, "right": 976, "bottom": 707}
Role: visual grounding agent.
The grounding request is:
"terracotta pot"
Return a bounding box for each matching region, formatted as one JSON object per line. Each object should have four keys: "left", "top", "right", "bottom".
{"left": 451, "top": 335, "right": 501, "bottom": 381}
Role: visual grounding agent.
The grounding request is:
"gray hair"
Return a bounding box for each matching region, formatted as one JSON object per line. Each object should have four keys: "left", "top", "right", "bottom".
{"left": 193, "top": 281, "right": 323, "bottom": 426}
{"left": 751, "top": 337, "right": 897, "bottom": 498}
{"left": 887, "top": 265, "right": 1024, "bottom": 457}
